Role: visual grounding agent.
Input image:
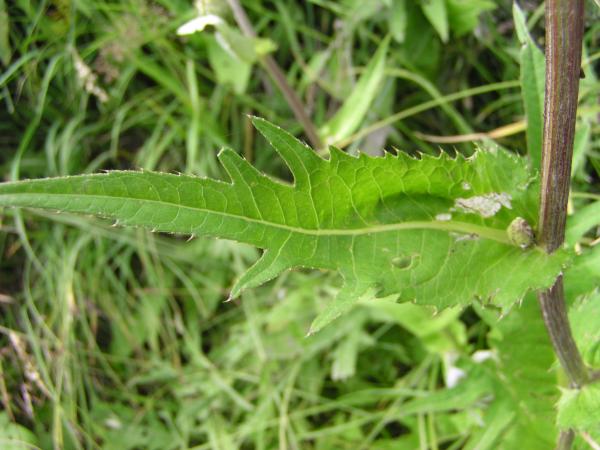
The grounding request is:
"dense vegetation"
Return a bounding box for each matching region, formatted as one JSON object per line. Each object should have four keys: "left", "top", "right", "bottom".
{"left": 1, "top": 1, "right": 599, "bottom": 449}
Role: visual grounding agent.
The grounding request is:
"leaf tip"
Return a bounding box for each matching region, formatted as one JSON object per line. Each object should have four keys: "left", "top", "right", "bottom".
{"left": 249, "top": 115, "right": 269, "bottom": 129}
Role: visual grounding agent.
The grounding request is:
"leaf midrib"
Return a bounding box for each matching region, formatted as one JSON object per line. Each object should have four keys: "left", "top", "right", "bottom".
{"left": 1, "top": 191, "right": 512, "bottom": 245}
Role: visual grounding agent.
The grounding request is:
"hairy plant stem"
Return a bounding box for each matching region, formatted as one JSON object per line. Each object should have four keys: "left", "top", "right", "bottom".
{"left": 556, "top": 430, "right": 575, "bottom": 450}
{"left": 538, "top": 276, "right": 587, "bottom": 387}
{"left": 225, "top": 0, "right": 324, "bottom": 150}
{"left": 536, "top": 0, "right": 587, "bottom": 447}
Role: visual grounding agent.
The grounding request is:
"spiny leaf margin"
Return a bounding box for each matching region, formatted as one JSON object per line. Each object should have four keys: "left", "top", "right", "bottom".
{"left": 0, "top": 118, "right": 568, "bottom": 333}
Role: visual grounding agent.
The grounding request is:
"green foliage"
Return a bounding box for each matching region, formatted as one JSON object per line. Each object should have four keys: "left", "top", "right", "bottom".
{"left": 320, "top": 37, "right": 389, "bottom": 145}
{"left": 514, "top": 3, "right": 545, "bottom": 170}
{"left": 417, "top": 0, "right": 496, "bottom": 42}
{"left": 445, "top": 0, "right": 496, "bottom": 36}
{"left": 566, "top": 200, "right": 600, "bottom": 246}
{"left": 0, "top": 118, "right": 568, "bottom": 334}
{"left": 1, "top": 1, "right": 599, "bottom": 448}
{"left": 421, "top": 0, "right": 449, "bottom": 43}
{"left": 0, "top": 412, "right": 38, "bottom": 449}
{"left": 388, "top": 0, "right": 408, "bottom": 43}
{"left": 572, "top": 120, "right": 593, "bottom": 182}
{"left": 206, "top": 35, "right": 252, "bottom": 94}
{"left": 564, "top": 244, "right": 600, "bottom": 301}
{"left": 570, "top": 294, "right": 600, "bottom": 369}
{"left": 558, "top": 383, "right": 600, "bottom": 430}
{"left": 0, "top": 0, "right": 9, "bottom": 66}
{"left": 476, "top": 296, "right": 558, "bottom": 449}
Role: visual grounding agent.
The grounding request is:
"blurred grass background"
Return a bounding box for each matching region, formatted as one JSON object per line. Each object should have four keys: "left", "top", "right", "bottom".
{"left": 0, "top": 0, "right": 599, "bottom": 449}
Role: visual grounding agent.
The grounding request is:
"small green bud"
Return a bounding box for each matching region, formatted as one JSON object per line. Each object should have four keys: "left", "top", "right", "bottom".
{"left": 507, "top": 217, "right": 535, "bottom": 249}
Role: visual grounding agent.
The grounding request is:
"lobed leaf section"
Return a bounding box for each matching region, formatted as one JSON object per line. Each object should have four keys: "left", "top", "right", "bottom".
{"left": 0, "top": 118, "right": 567, "bottom": 333}
{"left": 557, "top": 382, "right": 600, "bottom": 431}
{"left": 474, "top": 296, "right": 558, "bottom": 448}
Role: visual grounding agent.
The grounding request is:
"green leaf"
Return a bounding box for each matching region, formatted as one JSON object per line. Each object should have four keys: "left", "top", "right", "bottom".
{"left": 367, "top": 300, "right": 462, "bottom": 340}
{"left": 319, "top": 36, "right": 389, "bottom": 145}
{"left": 90, "top": 403, "right": 174, "bottom": 450}
{"left": 558, "top": 383, "right": 600, "bottom": 429}
{"left": 421, "top": 0, "right": 449, "bottom": 43}
{"left": 330, "top": 320, "right": 370, "bottom": 380}
{"left": 216, "top": 23, "right": 276, "bottom": 64}
{"left": 513, "top": 3, "right": 545, "bottom": 170}
{"left": 0, "top": 412, "right": 39, "bottom": 450}
{"left": 569, "top": 294, "right": 600, "bottom": 369}
{"left": 401, "top": 2, "right": 441, "bottom": 77}
{"left": 572, "top": 120, "right": 592, "bottom": 180}
{"left": 473, "top": 295, "right": 558, "bottom": 449}
{"left": 388, "top": 0, "right": 408, "bottom": 43}
{"left": 0, "top": 118, "right": 567, "bottom": 334}
{"left": 207, "top": 35, "right": 251, "bottom": 94}
{"left": 564, "top": 244, "right": 600, "bottom": 300}
{"left": 365, "top": 297, "right": 466, "bottom": 354}
{"left": 0, "top": 0, "right": 10, "bottom": 66}
{"left": 566, "top": 200, "right": 600, "bottom": 246}
{"left": 462, "top": 399, "right": 517, "bottom": 450}
{"left": 446, "top": 0, "right": 495, "bottom": 37}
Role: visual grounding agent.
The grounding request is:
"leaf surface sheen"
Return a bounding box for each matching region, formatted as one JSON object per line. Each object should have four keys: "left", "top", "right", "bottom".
{"left": 0, "top": 118, "right": 567, "bottom": 333}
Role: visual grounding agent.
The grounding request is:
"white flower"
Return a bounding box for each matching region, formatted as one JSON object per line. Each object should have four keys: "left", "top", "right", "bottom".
{"left": 472, "top": 350, "right": 497, "bottom": 363}
{"left": 177, "top": 13, "right": 223, "bottom": 35}
{"left": 443, "top": 351, "right": 466, "bottom": 388}
{"left": 445, "top": 365, "right": 467, "bottom": 388}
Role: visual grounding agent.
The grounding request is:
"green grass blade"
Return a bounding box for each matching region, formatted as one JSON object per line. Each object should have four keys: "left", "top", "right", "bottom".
{"left": 319, "top": 36, "right": 390, "bottom": 145}
{"left": 514, "top": 3, "right": 545, "bottom": 170}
